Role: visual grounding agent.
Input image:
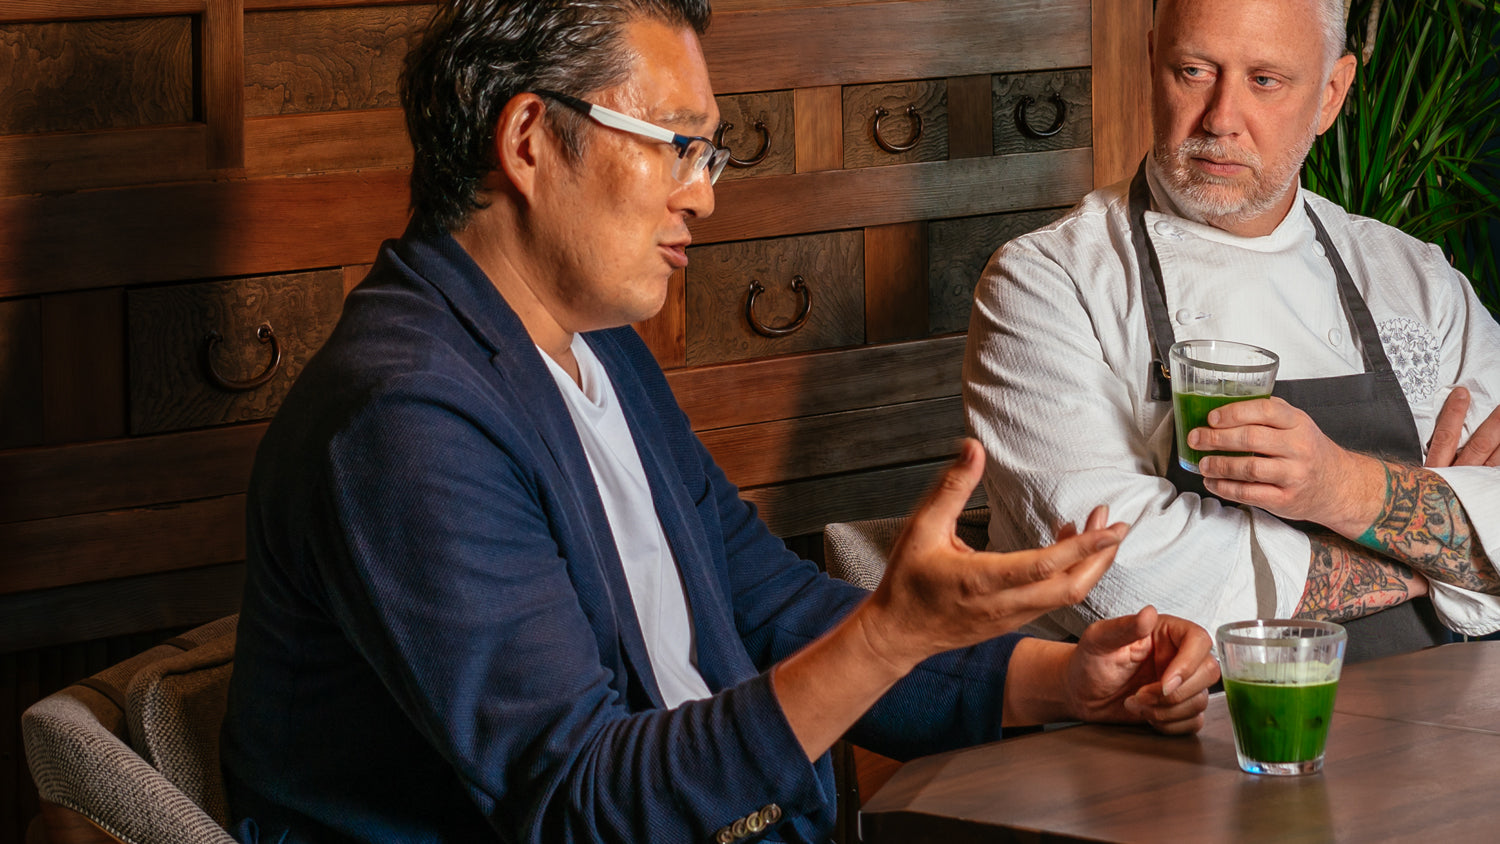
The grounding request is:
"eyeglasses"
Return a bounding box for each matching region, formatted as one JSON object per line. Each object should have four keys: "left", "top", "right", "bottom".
{"left": 535, "top": 89, "right": 730, "bottom": 186}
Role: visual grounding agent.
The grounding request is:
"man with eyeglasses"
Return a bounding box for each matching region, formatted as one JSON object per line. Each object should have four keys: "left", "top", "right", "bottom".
{"left": 222, "top": 2, "right": 1218, "bottom": 843}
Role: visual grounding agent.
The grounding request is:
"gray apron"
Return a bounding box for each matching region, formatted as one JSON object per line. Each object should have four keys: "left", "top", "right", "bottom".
{"left": 1128, "top": 161, "right": 1446, "bottom": 663}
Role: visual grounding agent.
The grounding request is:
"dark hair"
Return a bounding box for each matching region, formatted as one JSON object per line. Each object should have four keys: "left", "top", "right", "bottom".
{"left": 401, "top": 0, "right": 712, "bottom": 235}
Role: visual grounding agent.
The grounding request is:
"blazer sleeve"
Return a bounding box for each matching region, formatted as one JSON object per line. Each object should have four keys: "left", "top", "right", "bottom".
{"left": 314, "top": 374, "right": 834, "bottom": 844}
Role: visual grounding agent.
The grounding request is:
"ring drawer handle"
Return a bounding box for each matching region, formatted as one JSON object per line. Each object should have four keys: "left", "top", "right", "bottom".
{"left": 1014, "top": 93, "right": 1067, "bottom": 139}
{"left": 203, "top": 322, "right": 282, "bottom": 392}
{"left": 714, "top": 120, "right": 771, "bottom": 168}
{"left": 746, "top": 275, "right": 812, "bottom": 337}
{"left": 872, "top": 105, "right": 924, "bottom": 153}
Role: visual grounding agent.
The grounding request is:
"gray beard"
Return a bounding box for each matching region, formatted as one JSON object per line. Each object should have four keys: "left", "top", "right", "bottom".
{"left": 1154, "top": 128, "right": 1314, "bottom": 230}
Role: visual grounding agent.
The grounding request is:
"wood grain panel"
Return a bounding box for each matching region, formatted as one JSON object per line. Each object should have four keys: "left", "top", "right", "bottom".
{"left": 0, "top": 125, "right": 209, "bottom": 196}
{"left": 0, "top": 494, "right": 246, "bottom": 595}
{"left": 703, "top": 0, "right": 1091, "bottom": 94}
{"left": 128, "top": 269, "right": 343, "bottom": 434}
{"left": 742, "top": 458, "right": 984, "bottom": 539}
{"left": 0, "top": 169, "right": 411, "bottom": 297}
{"left": 667, "top": 335, "right": 965, "bottom": 432}
{"left": 41, "top": 288, "right": 126, "bottom": 444}
{"left": 0, "top": 423, "right": 265, "bottom": 525}
{"left": 691, "top": 147, "right": 1093, "bottom": 246}
{"left": 842, "top": 79, "right": 947, "bottom": 169}
{"left": 699, "top": 396, "right": 964, "bottom": 489}
{"left": 0, "top": 564, "right": 243, "bottom": 652}
{"left": 946, "top": 74, "right": 993, "bottom": 160}
{"left": 0, "top": 297, "right": 42, "bottom": 449}
{"left": 245, "top": 5, "right": 434, "bottom": 116}
{"left": 1, "top": 1, "right": 205, "bottom": 23}
{"left": 633, "top": 267, "right": 686, "bottom": 369}
{"left": 993, "top": 68, "right": 1093, "bottom": 156}
{"left": 1092, "top": 0, "right": 1154, "bottom": 187}
{"left": 686, "top": 230, "right": 864, "bottom": 366}
{"left": 714, "top": 90, "right": 795, "bottom": 182}
{"left": 245, "top": 110, "right": 411, "bottom": 176}
{"left": 343, "top": 262, "right": 373, "bottom": 296}
{"left": 0, "top": 17, "right": 193, "bottom": 134}
{"left": 204, "top": 0, "right": 245, "bottom": 169}
{"left": 927, "top": 208, "right": 1068, "bottom": 335}
{"left": 794, "top": 85, "right": 842, "bottom": 173}
{"left": 863, "top": 222, "right": 927, "bottom": 344}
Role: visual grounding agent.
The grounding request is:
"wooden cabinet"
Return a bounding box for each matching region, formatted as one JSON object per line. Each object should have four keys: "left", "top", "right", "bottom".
{"left": 0, "top": 0, "right": 1154, "bottom": 837}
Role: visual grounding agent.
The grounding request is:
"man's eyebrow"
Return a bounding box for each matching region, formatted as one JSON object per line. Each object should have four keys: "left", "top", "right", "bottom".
{"left": 656, "top": 107, "right": 714, "bottom": 131}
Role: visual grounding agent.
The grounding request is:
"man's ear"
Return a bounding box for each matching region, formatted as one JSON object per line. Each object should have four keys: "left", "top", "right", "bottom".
{"left": 495, "top": 93, "right": 550, "bottom": 202}
{"left": 1318, "top": 53, "right": 1357, "bottom": 134}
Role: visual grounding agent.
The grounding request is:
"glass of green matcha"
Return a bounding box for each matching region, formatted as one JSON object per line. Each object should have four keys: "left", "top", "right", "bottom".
{"left": 1216, "top": 619, "right": 1347, "bottom": 775}
{"left": 1169, "top": 339, "right": 1280, "bottom": 473}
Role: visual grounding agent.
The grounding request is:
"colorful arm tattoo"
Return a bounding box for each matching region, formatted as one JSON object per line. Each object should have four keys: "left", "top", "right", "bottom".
{"left": 1296, "top": 531, "right": 1419, "bottom": 622}
{"left": 1355, "top": 461, "right": 1499, "bottom": 595}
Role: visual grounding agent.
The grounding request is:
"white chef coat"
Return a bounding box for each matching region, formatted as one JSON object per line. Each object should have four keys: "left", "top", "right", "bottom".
{"left": 964, "top": 159, "right": 1500, "bottom": 638}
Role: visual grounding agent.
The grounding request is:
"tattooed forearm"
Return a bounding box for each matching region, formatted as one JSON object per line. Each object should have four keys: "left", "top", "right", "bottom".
{"left": 1297, "top": 531, "right": 1419, "bottom": 623}
{"left": 1355, "top": 461, "right": 1499, "bottom": 594}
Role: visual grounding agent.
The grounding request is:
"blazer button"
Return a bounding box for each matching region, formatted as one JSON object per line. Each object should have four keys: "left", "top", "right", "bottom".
{"left": 746, "top": 812, "right": 765, "bottom": 833}
{"left": 760, "top": 803, "right": 782, "bottom": 824}
{"left": 715, "top": 826, "right": 735, "bottom": 843}
{"left": 731, "top": 818, "right": 749, "bottom": 838}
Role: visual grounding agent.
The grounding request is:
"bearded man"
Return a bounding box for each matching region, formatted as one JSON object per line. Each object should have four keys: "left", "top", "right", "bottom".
{"left": 964, "top": 0, "right": 1500, "bottom": 661}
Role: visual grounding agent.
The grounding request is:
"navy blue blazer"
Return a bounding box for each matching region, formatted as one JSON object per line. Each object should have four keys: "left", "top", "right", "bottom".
{"left": 222, "top": 227, "right": 1024, "bottom": 843}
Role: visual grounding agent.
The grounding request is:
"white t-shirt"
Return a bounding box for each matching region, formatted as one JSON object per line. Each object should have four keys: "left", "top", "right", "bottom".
{"left": 541, "top": 335, "right": 712, "bottom": 708}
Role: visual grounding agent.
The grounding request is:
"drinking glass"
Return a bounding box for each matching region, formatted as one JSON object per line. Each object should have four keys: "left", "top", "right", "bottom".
{"left": 1217, "top": 619, "right": 1347, "bottom": 775}
{"left": 1169, "top": 339, "right": 1280, "bottom": 473}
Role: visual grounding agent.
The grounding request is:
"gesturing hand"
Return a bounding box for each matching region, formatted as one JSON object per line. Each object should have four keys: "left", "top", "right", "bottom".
{"left": 1066, "top": 606, "right": 1219, "bottom": 735}
{"left": 1427, "top": 387, "right": 1500, "bottom": 468}
{"left": 1193, "top": 397, "right": 1384, "bottom": 536}
{"left": 860, "top": 438, "right": 1128, "bottom": 674}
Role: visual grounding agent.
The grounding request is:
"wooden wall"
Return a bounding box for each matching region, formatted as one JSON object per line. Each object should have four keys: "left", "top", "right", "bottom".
{"left": 0, "top": 1, "right": 1151, "bottom": 840}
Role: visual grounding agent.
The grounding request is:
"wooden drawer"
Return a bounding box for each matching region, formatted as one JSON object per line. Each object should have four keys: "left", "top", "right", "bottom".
{"left": 127, "top": 269, "right": 342, "bottom": 434}
{"left": 686, "top": 231, "right": 864, "bottom": 366}
{"left": 993, "top": 68, "right": 1092, "bottom": 155}
{"left": 713, "top": 90, "right": 795, "bottom": 182}
{"left": 927, "top": 208, "right": 1069, "bottom": 335}
{"left": 842, "top": 79, "right": 948, "bottom": 168}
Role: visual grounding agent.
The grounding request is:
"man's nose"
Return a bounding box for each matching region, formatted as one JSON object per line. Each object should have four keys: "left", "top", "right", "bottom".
{"left": 1199, "top": 81, "right": 1246, "bottom": 138}
{"left": 672, "top": 167, "right": 716, "bottom": 220}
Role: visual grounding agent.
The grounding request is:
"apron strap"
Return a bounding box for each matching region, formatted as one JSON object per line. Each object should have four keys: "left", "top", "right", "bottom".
{"left": 1128, "top": 160, "right": 1178, "bottom": 401}
{"left": 1303, "top": 202, "right": 1394, "bottom": 376}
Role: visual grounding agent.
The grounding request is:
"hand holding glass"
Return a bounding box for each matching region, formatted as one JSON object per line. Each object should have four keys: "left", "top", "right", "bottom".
{"left": 1169, "top": 340, "right": 1279, "bottom": 473}
{"left": 1217, "top": 620, "right": 1346, "bottom": 775}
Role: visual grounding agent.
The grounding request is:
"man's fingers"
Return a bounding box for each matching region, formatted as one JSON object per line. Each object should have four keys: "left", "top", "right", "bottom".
{"left": 1078, "top": 605, "right": 1154, "bottom": 654}
{"left": 909, "top": 439, "right": 985, "bottom": 537}
{"left": 1084, "top": 504, "right": 1110, "bottom": 532}
{"left": 1427, "top": 387, "right": 1470, "bottom": 467}
{"left": 1154, "top": 618, "right": 1218, "bottom": 699}
{"left": 1455, "top": 403, "right": 1500, "bottom": 467}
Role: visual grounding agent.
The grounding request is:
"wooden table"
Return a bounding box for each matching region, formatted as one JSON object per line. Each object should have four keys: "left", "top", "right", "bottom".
{"left": 860, "top": 643, "right": 1500, "bottom": 843}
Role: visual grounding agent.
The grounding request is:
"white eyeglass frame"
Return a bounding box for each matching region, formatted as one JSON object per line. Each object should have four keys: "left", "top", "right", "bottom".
{"left": 534, "top": 89, "right": 730, "bottom": 185}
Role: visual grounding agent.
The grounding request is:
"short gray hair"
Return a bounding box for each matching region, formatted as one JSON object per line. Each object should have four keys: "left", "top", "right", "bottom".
{"left": 1155, "top": 0, "right": 1348, "bottom": 68}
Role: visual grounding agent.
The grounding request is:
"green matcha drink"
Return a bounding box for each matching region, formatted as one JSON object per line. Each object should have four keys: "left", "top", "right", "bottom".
{"left": 1216, "top": 620, "right": 1346, "bottom": 776}
{"left": 1168, "top": 340, "right": 1280, "bottom": 473}
{"left": 1223, "top": 678, "right": 1339, "bottom": 764}
{"left": 1173, "top": 389, "right": 1271, "bottom": 471}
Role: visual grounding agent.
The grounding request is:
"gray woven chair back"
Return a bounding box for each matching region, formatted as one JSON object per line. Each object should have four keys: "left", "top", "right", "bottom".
{"left": 824, "top": 507, "right": 991, "bottom": 590}
{"left": 22, "top": 614, "right": 240, "bottom": 844}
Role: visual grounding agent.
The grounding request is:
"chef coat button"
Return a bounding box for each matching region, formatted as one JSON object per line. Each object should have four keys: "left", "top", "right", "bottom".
{"left": 1175, "top": 309, "right": 1193, "bottom": 325}
{"left": 1154, "top": 221, "right": 1176, "bottom": 236}
{"left": 1314, "top": 241, "right": 1327, "bottom": 257}
{"left": 1328, "top": 328, "right": 1343, "bottom": 345}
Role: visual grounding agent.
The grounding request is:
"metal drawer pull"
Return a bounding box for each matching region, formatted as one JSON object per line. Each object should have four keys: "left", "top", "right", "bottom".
{"left": 746, "top": 275, "right": 812, "bottom": 337}
{"left": 203, "top": 322, "right": 281, "bottom": 392}
{"left": 714, "top": 120, "right": 771, "bottom": 168}
{"left": 872, "top": 105, "right": 923, "bottom": 153}
{"left": 1014, "top": 93, "right": 1067, "bottom": 139}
